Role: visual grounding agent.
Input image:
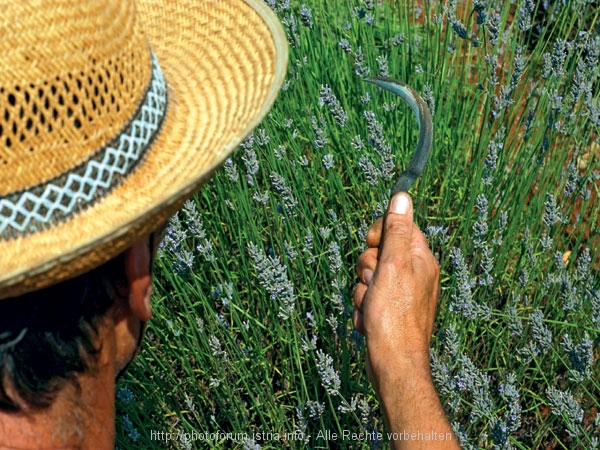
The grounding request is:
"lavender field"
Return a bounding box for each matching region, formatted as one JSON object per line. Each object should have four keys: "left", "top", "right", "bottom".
{"left": 116, "top": 0, "right": 599, "bottom": 448}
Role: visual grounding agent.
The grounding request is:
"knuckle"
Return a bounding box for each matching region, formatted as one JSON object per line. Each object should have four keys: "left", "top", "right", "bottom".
{"left": 385, "top": 217, "right": 411, "bottom": 235}
{"left": 411, "top": 245, "right": 431, "bottom": 262}
{"left": 366, "top": 228, "right": 378, "bottom": 242}
{"left": 356, "top": 253, "right": 368, "bottom": 272}
{"left": 352, "top": 283, "right": 366, "bottom": 307}
{"left": 357, "top": 249, "right": 378, "bottom": 271}
{"left": 366, "top": 219, "right": 383, "bottom": 244}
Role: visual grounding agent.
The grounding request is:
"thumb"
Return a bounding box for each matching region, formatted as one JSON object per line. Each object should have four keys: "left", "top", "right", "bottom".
{"left": 378, "top": 193, "right": 414, "bottom": 265}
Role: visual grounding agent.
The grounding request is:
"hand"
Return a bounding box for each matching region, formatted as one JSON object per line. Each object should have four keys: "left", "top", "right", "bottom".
{"left": 354, "top": 194, "right": 458, "bottom": 449}
{"left": 353, "top": 193, "right": 440, "bottom": 385}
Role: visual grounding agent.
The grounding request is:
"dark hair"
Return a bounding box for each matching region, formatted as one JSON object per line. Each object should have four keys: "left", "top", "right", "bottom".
{"left": 0, "top": 254, "right": 126, "bottom": 411}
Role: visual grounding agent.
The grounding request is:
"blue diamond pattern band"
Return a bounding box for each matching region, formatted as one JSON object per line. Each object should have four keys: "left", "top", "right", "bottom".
{"left": 0, "top": 50, "right": 168, "bottom": 240}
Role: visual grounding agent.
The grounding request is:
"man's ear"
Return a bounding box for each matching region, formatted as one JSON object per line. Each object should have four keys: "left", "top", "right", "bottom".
{"left": 123, "top": 239, "right": 153, "bottom": 322}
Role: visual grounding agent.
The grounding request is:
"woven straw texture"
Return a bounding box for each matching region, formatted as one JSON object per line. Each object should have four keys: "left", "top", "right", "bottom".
{"left": 0, "top": 0, "right": 288, "bottom": 299}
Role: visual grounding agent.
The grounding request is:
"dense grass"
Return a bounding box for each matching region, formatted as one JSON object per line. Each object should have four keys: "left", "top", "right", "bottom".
{"left": 116, "top": 0, "right": 599, "bottom": 448}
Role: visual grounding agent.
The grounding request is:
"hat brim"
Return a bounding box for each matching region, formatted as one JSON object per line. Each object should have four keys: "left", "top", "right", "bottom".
{"left": 0, "top": 0, "right": 288, "bottom": 299}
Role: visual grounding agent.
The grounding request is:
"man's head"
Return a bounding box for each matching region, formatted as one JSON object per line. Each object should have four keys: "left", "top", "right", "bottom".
{"left": 0, "top": 250, "right": 124, "bottom": 412}
{"left": 0, "top": 0, "right": 287, "bottom": 446}
{"left": 0, "top": 235, "right": 158, "bottom": 449}
{"left": 0, "top": 230, "right": 162, "bottom": 413}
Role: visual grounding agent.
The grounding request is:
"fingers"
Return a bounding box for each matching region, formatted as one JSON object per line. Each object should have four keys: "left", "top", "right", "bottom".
{"left": 353, "top": 309, "right": 364, "bottom": 335}
{"left": 366, "top": 218, "right": 383, "bottom": 247}
{"left": 364, "top": 194, "right": 414, "bottom": 250}
{"left": 378, "top": 193, "right": 414, "bottom": 267}
{"left": 356, "top": 247, "right": 378, "bottom": 285}
{"left": 352, "top": 283, "right": 367, "bottom": 335}
{"left": 353, "top": 282, "right": 368, "bottom": 310}
{"left": 410, "top": 226, "right": 440, "bottom": 280}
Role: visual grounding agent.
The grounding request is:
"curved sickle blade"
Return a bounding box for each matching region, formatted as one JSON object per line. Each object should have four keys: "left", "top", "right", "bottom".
{"left": 363, "top": 77, "right": 433, "bottom": 195}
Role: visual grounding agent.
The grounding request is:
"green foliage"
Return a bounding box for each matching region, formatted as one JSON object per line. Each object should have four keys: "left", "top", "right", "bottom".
{"left": 117, "top": 1, "right": 599, "bottom": 448}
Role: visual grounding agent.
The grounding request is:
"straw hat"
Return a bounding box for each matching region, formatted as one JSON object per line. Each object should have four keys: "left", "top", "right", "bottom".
{"left": 0, "top": 0, "right": 288, "bottom": 299}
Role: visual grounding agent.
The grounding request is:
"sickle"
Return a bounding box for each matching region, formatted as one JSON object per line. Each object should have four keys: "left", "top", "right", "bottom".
{"left": 363, "top": 77, "right": 433, "bottom": 195}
